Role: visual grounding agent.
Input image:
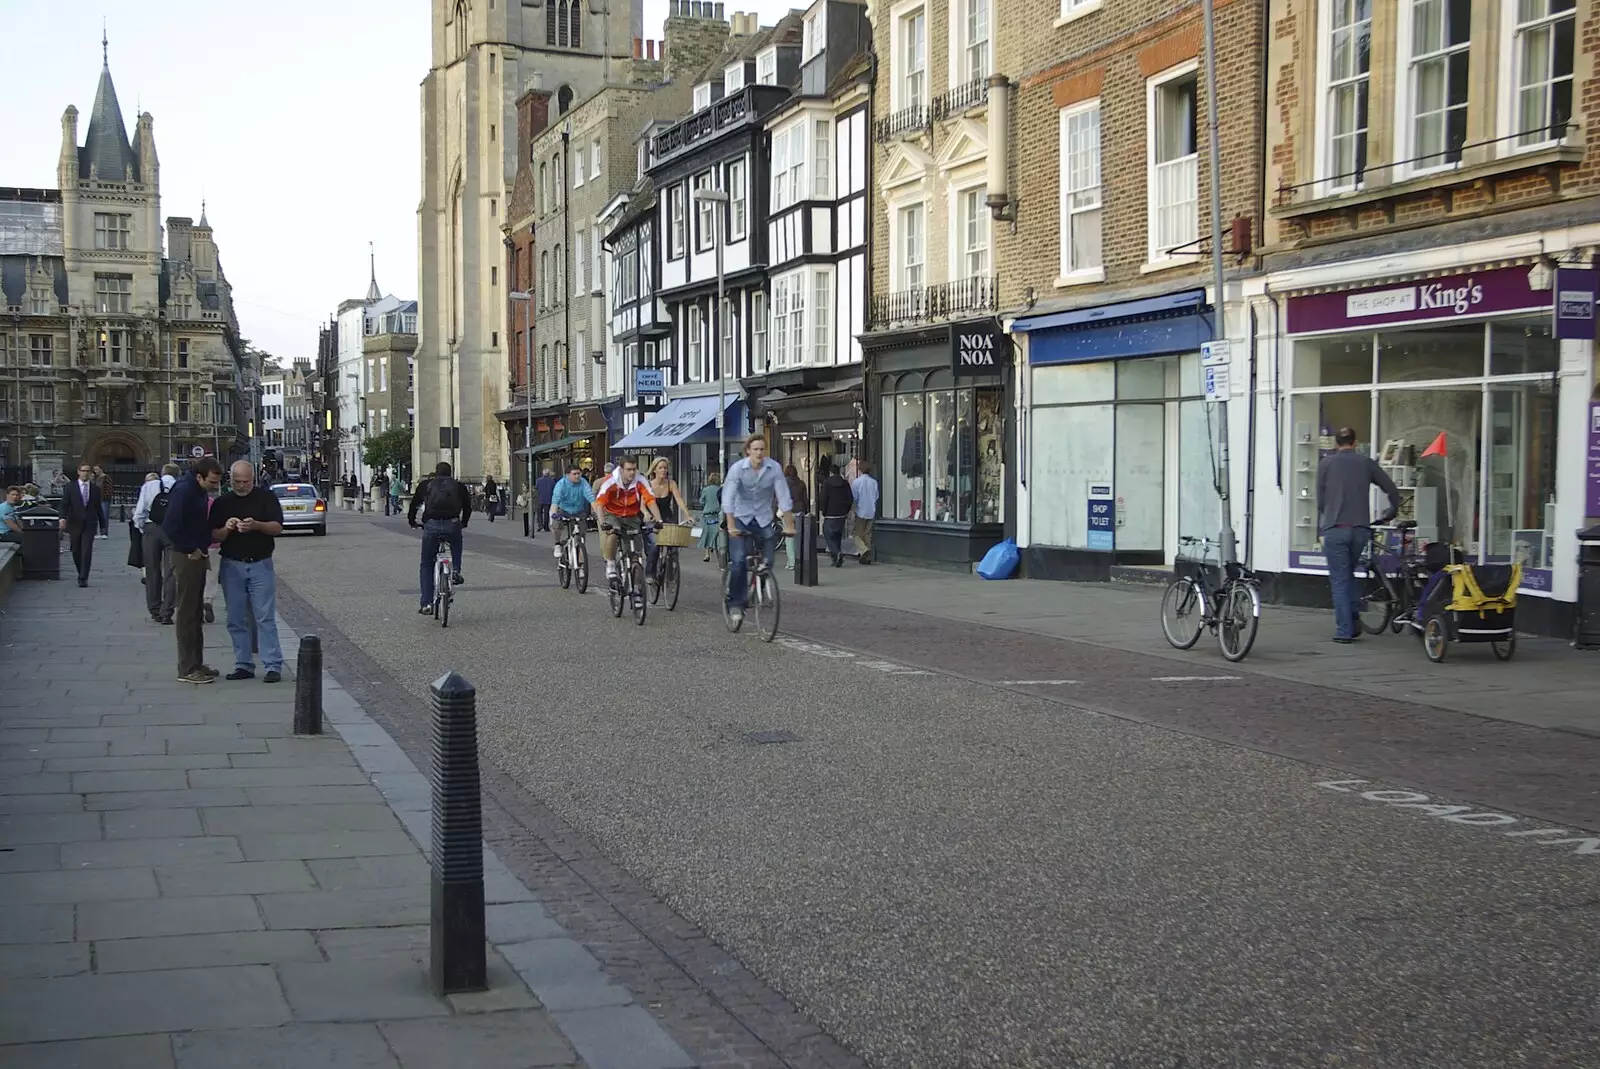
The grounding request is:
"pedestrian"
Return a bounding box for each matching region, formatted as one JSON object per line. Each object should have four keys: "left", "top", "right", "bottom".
{"left": 782, "top": 465, "right": 809, "bottom": 572}
{"left": 374, "top": 470, "right": 391, "bottom": 515}
{"left": 850, "top": 461, "right": 879, "bottom": 565}
{"left": 0, "top": 485, "right": 24, "bottom": 544}
{"left": 535, "top": 466, "right": 558, "bottom": 532}
{"left": 697, "top": 470, "right": 723, "bottom": 562}
{"left": 162, "top": 456, "right": 224, "bottom": 684}
{"left": 483, "top": 474, "right": 499, "bottom": 522}
{"left": 818, "top": 461, "right": 854, "bottom": 568}
{"left": 390, "top": 475, "right": 404, "bottom": 516}
{"left": 95, "top": 466, "right": 113, "bottom": 538}
{"left": 58, "top": 462, "right": 104, "bottom": 586}
{"left": 1317, "top": 427, "right": 1401, "bottom": 644}
{"left": 211, "top": 461, "right": 286, "bottom": 682}
{"left": 135, "top": 463, "right": 182, "bottom": 623}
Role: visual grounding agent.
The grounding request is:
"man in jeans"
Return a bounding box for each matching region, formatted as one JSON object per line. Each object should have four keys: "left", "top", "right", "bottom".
{"left": 408, "top": 461, "right": 472, "bottom": 615}
{"left": 1317, "top": 427, "right": 1401, "bottom": 644}
{"left": 722, "top": 434, "right": 794, "bottom": 629}
{"left": 162, "top": 457, "right": 224, "bottom": 683}
{"left": 134, "top": 463, "right": 181, "bottom": 623}
{"left": 210, "top": 462, "right": 286, "bottom": 682}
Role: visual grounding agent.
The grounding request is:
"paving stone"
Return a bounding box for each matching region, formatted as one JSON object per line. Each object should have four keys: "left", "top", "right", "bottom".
{"left": 100, "top": 710, "right": 208, "bottom": 727}
{"left": 86, "top": 788, "right": 249, "bottom": 811}
{"left": 0, "top": 965, "right": 289, "bottom": 1043}
{"left": 0, "top": 729, "right": 50, "bottom": 745}
{"left": 486, "top": 902, "right": 565, "bottom": 944}
{"left": 0, "top": 792, "right": 86, "bottom": 814}
{"left": 70, "top": 770, "right": 190, "bottom": 794}
{"left": 315, "top": 924, "right": 429, "bottom": 964}
{"left": 306, "top": 853, "right": 430, "bottom": 891}
{"left": 188, "top": 766, "right": 371, "bottom": 789}
{"left": 202, "top": 804, "right": 398, "bottom": 836}
{"left": 238, "top": 723, "right": 298, "bottom": 739}
{"left": 104, "top": 809, "right": 204, "bottom": 840}
{"left": 0, "top": 1034, "right": 176, "bottom": 1069}
{"left": 276, "top": 959, "right": 449, "bottom": 1022}
{"left": 259, "top": 885, "right": 428, "bottom": 930}
{"left": 95, "top": 930, "right": 323, "bottom": 973}
{"left": 0, "top": 741, "right": 107, "bottom": 760}
{"left": 107, "top": 740, "right": 171, "bottom": 756}
{"left": 381, "top": 1010, "right": 577, "bottom": 1068}
{"left": 77, "top": 895, "right": 264, "bottom": 941}
{"left": 0, "top": 843, "right": 59, "bottom": 872}
{"left": 244, "top": 785, "right": 383, "bottom": 806}
{"left": 0, "top": 903, "right": 74, "bottom": 943}
{"left": 229, "top": 743, "right": 356, "bottom": 768}
{"left": 45, "top": 754, "right": 232, "bottom": 773}
{"left": 0, "top": 867, "right": 159, "bottom": 904}
{"left": 172, "top": 1023, "right": 398, "bottom": 1069}
{"left": 0, "top": 940, "right": 92, "bottom": 979}
{"left": 0, "top": 773, "right": 73, "bottom": 795}
{"left": 62, "top": 836, "right": 242, "bottom": 869}
{"left": 238, "top": 831, "right": 418, "bottom": 861}
{"left": 166, "top": 737, "right": 268, "bottom": 755}
{"left": 46, "top": 728, "right": 150, "bottom": 744}
{"left": 0, "top": 758, "right": 43, "bottom": 775}
{"left": 498, "top": 938, "right": 632, "bottom": 1012}
{"left": 445, "top": 954, "right": 540, "bottom": 1014}
{"left": 549, "top": 1005, "right": 696, "bottom": 1069}
{"left": 348, "top": 745, "right": 418, "bottom": 774}
{"left": 483, "top": 868, "right": 538, "bottom": 904}
{"left": 156, "top": 859, "right": 317, "bottom": 897}
{"left": 0, "top": 812, "right": 102, "bottom": 845}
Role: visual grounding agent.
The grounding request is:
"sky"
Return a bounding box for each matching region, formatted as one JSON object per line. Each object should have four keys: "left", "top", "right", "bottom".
{"left": 0, "top": 0, "right": 800, "bottom": 367}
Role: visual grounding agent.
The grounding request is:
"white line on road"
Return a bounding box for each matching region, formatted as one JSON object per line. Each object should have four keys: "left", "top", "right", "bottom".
{"left": 775, "top": 637, "right": 930, "bottom": 675}
{"left": 1316, "top": 779, "right": 1598, "bottom": 859}
{"left": 1150, "top": 675, "right": 1242, "bottom": 682}
{"left": 999, "top": 679, "right": 1080, "bottom": 686}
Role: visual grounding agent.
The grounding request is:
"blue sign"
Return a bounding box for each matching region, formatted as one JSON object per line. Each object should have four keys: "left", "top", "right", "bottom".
{"left": 1086, "top": 482, "right": 1114, "bottom": 551}
{"left": 635, "top": 368, "right": 665, "bottom": 394}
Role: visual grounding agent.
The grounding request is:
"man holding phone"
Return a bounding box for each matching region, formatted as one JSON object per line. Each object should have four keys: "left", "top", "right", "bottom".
{"left": 210, "top": 461, "right": 286, "bottom": 681}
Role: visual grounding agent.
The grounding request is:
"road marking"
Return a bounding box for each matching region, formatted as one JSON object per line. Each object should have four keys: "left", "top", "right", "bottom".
{"left": 774, "top": 637, "right": 929, "bottom": 675}
{"left": 1316, "top": 779, "right": 1599, "bottom": 858}
{"left": 999, "top": 679, "right": 1080, "bottom": 686}
{"left": 1151, "top": 675, "right": 1241, "bottom": 682}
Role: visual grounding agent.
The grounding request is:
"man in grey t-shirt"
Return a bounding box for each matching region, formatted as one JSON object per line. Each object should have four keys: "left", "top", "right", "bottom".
{"left": 1317, "top": 427, "right": 1402, "bottom": 643}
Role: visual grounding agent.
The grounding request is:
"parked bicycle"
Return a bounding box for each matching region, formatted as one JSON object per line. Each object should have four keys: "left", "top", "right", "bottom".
{"left": 1159, "top": 535, "right": 1262, "bottom": 662}
{"left": 555, "top": 515, "right": 589, "bottom": 594}
{"left": 431, "top": 543, "right": 455, "bottom": 628}
{"left": 723, "top": 548, "right": 781, "bottom": 643}
{"left": 603, "top": 521, "right": 655, "bottom": 626}
{"left": 1354, "top": 520, "right": 1427, "bottom": 636}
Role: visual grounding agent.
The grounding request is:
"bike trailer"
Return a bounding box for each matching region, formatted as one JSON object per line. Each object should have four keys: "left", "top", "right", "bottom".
{"left": 1419, "top": 561, "right": 1520, "bottom": 662}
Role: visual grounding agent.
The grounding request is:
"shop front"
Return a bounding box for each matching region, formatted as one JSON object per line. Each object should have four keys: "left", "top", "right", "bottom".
{"left": 1013, "top": 289, "right": 1219, "bottom": 581}
{"left": 757, "top": 376, "right": 865, "bottom": 506}
{"left": 612, "top": 392, "right": 749, "bottom": 500}
{"left": 1276, "top": 263, "right": 1595, "bottom": 637}
{"left": 862, "top": 322, "right": 1009, "bottom": 568}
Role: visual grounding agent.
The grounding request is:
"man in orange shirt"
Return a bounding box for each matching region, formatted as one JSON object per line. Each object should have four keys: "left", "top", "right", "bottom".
{"left": 593, "top": 458, "right": 663, "bottom": 585}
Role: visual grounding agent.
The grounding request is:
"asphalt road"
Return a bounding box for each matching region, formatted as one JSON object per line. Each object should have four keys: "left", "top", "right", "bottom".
{"left": 272, "top": 513, "right": 1600, "bottom": 1069}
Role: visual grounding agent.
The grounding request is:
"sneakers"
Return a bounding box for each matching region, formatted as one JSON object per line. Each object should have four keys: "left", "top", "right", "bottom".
{"left": 178, "top": 670, "right": 214, "bottom": 684}
{"left": 727, "top": 608, "right": 744, "bottom": 631}
{"left": 263, "top": 670, "right": 282, "bottom": 684}
{"left": 159, "top": 616, "right": 174, "bottom": 625}
{"left": 451, "top": 572, "right": 465, "bottom": 585}
{"left": 199, "top": 665, "right": 220, "bottom": 678}
{"left": 226, "top": 668, "right": 256, "bottom": 681}
{"left": 418, "top": 605, "right": 434, "bottom": 616}
{"left": 202, "top": 602, "right": 215, "bottom": 623}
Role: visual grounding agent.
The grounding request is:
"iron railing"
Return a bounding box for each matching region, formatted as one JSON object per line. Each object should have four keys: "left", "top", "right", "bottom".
{"left": 869, "top": 275, "right": 1000, "bottom": 327}
{"left": 932, "top": 79, "right": 986, "bottom": 121}
{"left": 873, "top": 104, "right": 930, "bottom": 144}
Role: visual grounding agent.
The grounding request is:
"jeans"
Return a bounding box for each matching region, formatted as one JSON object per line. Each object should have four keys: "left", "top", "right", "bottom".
{"left": 1322, "top": 525, "right": 1368, "bottom": 638}
{"left": 99, "top": 501, "right": 110, "bottom": 536}
{"left": 142, "top": 525, "right": 176, "bottom": 618}
{"left": 822, "top": 515, "right": 848, "bottom": 558}
{"left": 219, "top": 558, "right": 284, "bottom": 671}
{"left": 725, "top": 518, "right": 778, "bottom": 610}
{"left": 420, "top": 519, "right": 464, "bottom": 608}
{"left": 173, "top": 552, "right": 209, "bottom": 675}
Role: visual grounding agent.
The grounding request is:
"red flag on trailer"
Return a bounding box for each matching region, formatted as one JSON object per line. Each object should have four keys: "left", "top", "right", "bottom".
{"left": 1420, "top": 431, "right": 1448, "bottom": 458}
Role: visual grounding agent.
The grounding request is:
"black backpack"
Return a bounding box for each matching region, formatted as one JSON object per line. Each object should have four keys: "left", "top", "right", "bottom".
{"left": 148, "top": 481, "right": 173, "bottom": 525}
{"left": 424, "top": 476, "right": 461, "bottom": 520}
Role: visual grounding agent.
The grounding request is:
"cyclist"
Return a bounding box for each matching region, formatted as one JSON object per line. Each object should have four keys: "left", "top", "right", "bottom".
{"left": 548, "top": 464, "right": 596, "bottom": 562}
{"left": 594, "top": 458, "right": 663, "bottom": 587}
{"left": 408, "top": 461, "right": 472, "bottom": 616}
{"left": 722, "top": 433, "right": 793, "bottom": 629}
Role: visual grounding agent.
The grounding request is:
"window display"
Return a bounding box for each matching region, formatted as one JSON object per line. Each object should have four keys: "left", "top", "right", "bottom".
{"left": 878, "top": 372, "right": 1002, "bottom": 526}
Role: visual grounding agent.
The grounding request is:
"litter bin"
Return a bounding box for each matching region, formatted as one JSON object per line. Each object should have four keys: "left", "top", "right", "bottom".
{"left": 1577, "top": 525, "right": 1600, "bottom": 649}
{"left": 19, "top": 505, "right": 61, "bottom": 581}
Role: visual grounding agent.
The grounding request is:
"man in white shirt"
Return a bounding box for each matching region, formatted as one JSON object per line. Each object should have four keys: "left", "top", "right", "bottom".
{"left": 721, "top": 434, "right": 793, "bottom": 629}
{"left": 850, "top": 461, "right": 880, "bottom": 565}
{"left": 134, "top": 463, "right": 182, "bottom": 623}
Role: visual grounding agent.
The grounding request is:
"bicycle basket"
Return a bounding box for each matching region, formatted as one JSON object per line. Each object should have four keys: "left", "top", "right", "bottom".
{"left": 655, "top": 524, "right": 694, "bottom": 548}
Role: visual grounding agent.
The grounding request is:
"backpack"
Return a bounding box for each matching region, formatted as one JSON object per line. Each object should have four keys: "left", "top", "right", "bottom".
{"left": 148, "top": 481, "right": 173, "bottom": 525}
{"left": 424, "top": 476, "right": 461, "bottom": 520}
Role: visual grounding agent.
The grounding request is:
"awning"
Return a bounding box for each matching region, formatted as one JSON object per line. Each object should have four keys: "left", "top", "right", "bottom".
{"left": 613, "top": 396, "right": 735, "bottom": 449}
{"left": 1012, "top": 289, "right": 1213, "bottom": 366}
{"left": 514, "top": 434, "right": 583, "bottom": 458}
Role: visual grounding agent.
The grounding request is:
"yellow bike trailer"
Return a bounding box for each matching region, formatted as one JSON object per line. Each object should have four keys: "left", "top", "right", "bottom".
{"left": 1419, "top": 561, "right": 1520, "bottom": 663}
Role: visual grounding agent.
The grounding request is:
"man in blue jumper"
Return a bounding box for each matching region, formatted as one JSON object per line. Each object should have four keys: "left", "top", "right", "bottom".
{"left": 162, "top": 457, "right": 224, "bottom": 683}
{"left": 1317, "top": 428, "right": 1400, "bottom": 644}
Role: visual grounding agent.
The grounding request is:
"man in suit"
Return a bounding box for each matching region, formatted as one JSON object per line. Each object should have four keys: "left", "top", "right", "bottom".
{"left": 58, "top": 462, "right": 102, "bottom": 587}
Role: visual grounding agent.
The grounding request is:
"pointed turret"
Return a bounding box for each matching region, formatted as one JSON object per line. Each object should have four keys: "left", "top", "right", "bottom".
{"left": 136, "top": 111, "right": 158, "bottom": 186}
{"left": 81, "top": 44, "right": 139, "bottom": 183}
{"left": 59, "top": 105, "right": 80, "bottom": 186}
{"left": 366, "top": 243, "right": 381, "bottom": 302}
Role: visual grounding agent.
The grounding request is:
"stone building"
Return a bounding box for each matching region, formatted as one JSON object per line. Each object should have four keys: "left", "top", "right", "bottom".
{"left": 282, "top": 357, "right": 318, "bottom": 473}
{"left": 416, "top": 0, "right": 644, "bottom": 485}
{"left": 0, "top": 52, "right": 253, "bottom": 495}
{"left": 362, "top": 302, "right": 419, "bottom": 467}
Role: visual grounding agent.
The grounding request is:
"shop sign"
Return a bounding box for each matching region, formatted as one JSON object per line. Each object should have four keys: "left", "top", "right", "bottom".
{"left": 568, "top": 407, "right": 606, "bottom": 434}
{"left": 1086, "top": 482, "right": 1114, "bottom": 551}
{"left": 1588, "top": 401, "right": 1600, "bottom": 518}
{"left": 635, "top": 368, "right": 665, "bottom": 394}
{"left": 1553, "top": 267, "right": 1597, "bottom": 340}
{"left": 952, "top": 324, "right": 1005, "bottom": 376}
{"left": 1285, "top": 265, "right": 1548, "bottom": 334}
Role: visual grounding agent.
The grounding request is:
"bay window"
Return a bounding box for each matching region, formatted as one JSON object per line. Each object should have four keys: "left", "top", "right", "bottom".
{"left": 687, "top": 306, "right": 704, "bottom": 382}
{"left": 728, "top": 159, "right": 748, "bottom": 239}
{"left": 668, "top": 185, "right": 685, "bottom": 259}
{"left": 813, "top": 269, "right": 832, "bottom": 365}
{"left": 695, "top": 173, "right": 714, "bottom": 250}
{"left": 814, "top": 120, "right": 832, "bottom": 200}
{"left": 751, "top": 291, "right": 769, "bottom": 372}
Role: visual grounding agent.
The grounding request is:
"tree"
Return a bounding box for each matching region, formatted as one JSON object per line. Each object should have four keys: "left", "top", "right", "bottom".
{"left": 363, "top": 427, "right": 413, "bottom": 479}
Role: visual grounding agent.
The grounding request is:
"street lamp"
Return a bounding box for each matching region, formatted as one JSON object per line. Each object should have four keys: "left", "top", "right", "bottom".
{"left": 509, "top": 289, "right": 533, "bottom": 538}
{"left": 693, "top": 184, "right": 731, "bottom": 476}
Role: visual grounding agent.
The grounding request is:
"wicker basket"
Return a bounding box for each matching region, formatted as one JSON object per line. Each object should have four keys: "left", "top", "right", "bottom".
{"left": 655, "top": 523, "right": 695, "bottom": 548}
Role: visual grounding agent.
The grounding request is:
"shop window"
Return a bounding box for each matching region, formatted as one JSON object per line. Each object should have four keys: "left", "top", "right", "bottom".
{"left": 890, "top": 392, "right": 926, "bottom": 520}
{"left": 1294, "top": 335, "right": 1372, "bottom": 387}
{"left": 881, "top": 373, "right": 1001, "bottom": 526}
{"left": 1486, "top": 381, "right": 1558, "bottom": 569}
{"left": 1489, "top": 317, "right": 1559, "bottom": 375}
{"left": 1031, "top": 402, "right": 1112, "bottom": 547}
{"left": 1377, "top": 323, "right": 1484, "bottom": 382}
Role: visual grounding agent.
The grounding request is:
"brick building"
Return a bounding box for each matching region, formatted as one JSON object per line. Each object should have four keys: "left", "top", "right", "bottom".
{"left": 1247, "top": 0, "right": 1600, "bottom": 638}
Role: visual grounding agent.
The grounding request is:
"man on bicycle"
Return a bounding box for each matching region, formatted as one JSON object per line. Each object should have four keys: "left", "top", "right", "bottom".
{"left": 548, "top": 464, "right": 596, "bottom": 561}
{"left": 408, "top": 461, "right": 472, "bottom": 616}
{"left": 594, "top": 458, "right": 662, "bottom": 586}
{"left": 722, "top": 433, "right": 793, "bottom": 629}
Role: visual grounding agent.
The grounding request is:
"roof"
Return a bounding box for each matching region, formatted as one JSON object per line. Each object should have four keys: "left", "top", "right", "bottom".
{"left": 695, "top": 12, "right": 802, "bottom": 85}
{"left": 607, "top": 177, "right": 657, "bottom": 240}
{"left": 0, "top": 256, "right": 68, "bottom": 310}
{"left": 80, "top": 63, "right": 139, "bottom": 181}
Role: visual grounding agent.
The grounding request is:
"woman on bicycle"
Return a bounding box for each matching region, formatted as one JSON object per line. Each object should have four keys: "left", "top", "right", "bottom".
{"left": 645, "top": 457, "right": 691, "bottom": 580}
{"left": 697, "top": 470, "right": 723, "bottom": 562}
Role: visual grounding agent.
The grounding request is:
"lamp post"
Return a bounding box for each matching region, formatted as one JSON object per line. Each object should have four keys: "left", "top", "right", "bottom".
{"left": 1201, "top": 0, "right": 1237, "bottom": 565}
{"left": 693, "top": 185, "right": 731, "bottom": 476}
{"left": 509, "top": 290, "right": 533, "bottom": 537}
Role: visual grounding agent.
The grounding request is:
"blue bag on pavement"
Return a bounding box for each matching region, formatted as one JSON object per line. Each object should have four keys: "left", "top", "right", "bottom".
{"left": 976, "top": 538, "right": 1019, "bottom": 580}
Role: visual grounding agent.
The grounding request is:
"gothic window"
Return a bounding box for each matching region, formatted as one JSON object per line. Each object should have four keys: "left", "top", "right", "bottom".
{"left": 548, "top": 0, "right": 582, "bottom": 47}
{"left": 569, "top": 1, "right": 582, "bottom": 48}
{"left": 558, "top": 85, "right": 573, "bottom": 114}
{"left": 454, "top": 0, "right": 469, "bottom": 58}
{"left": 547, "top": 2, "right": 558, "bottom": 45}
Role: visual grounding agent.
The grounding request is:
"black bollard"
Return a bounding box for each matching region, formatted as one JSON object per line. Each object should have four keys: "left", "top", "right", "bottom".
{"left": 429, "top": 671, "right": 486, "bottom": 995}
{"left": 293, "top": 636, "right": 323, "bottom": 735}
{"left": 801, "top": 513, "right": 819, "bottom": 587}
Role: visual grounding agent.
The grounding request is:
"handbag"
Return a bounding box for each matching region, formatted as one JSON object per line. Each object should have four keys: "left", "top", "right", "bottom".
{"left": 126, "top": 521, "right": 144, "bottom": 569}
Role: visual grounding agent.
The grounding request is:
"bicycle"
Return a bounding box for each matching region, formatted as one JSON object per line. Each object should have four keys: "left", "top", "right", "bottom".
{"left": 432, "top": 544, "right": 455, "bottom": 628}
{"left": 1159, "top": 535, "right": 1262, "bottom": 662}
{"left": 602, "top": 521, "right": 653, "bottom": 626}
{"left": 649, "top": 524, "right": 690, "bottom": 611}
{"left": 722, "top": 529, "right": 782, "bottom": 643}
{"left": 1354, "top": 520, "right": 1427, "bottom": 636}
{"left": 554, "top": 514, "right": 589, "bottom": 594}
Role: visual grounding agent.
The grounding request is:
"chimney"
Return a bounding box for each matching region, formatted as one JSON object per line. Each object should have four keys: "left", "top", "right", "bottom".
{"left": 714, "top": 3, "right": 725, "bottom": 20}
{"left": 633, "top": 37, "right": 642, "bottom": 58}
{"left": 646, "top": 40, "right": 656, "bottom": 60}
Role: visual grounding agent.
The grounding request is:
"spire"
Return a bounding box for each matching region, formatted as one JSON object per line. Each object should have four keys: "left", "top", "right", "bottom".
{"left": 80, "top": 35, "right": 138, "bottom": 182}
{"left": 102, "top": 19, "right": 108, "bottom": 65}
{"left": 199, "top": 198, "right": 209, "bottom": 227}
{"left": 366, "top": 242, "right": 381, "bottom": 302}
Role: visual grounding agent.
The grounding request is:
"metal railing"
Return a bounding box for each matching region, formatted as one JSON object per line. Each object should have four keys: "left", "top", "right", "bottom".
{"left": 870, "top": 275, "right": 1000, "bottom": 327}
{"left": 651, "top": 86, "right": 755, "bottom": 163}
{"left": 932, "top": 79, "right": 986, "bottom": 121}
{"left": 873, "top": 104, "right": 930, "bottom": 144}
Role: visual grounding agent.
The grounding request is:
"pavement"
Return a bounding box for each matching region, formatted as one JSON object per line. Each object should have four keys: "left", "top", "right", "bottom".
{"left": 237, "top": 510, "right": 1600, "bottom": 1069}
{"left": 0, "top": 545, "right": 701, "bottom": 1069}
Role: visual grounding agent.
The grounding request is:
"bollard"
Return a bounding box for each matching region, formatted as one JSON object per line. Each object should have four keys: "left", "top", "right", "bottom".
{"left": 429, "top": 670, "right": 486, "bottom": 995}
{"left": 801, "top": 513, "right": 819, "bottom": 587}
{"left": 293, "top": 635, "right": 323, "bottom": 735}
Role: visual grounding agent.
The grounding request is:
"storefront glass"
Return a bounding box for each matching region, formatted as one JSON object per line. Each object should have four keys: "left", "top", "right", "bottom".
{"left": 879, "top": 371, "right": 1001, "bottom": 525}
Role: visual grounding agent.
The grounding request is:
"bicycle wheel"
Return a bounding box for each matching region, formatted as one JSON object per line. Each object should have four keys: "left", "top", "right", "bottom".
{"left": 575, "top": 539, "right": 589, "bottom": 594}
{"left": 714, "top": 528, "right": 728, "bottom": 571}
{"left": 1356, "top": 572, "right": 1396, "bottom": 635}
{"left": 630, "top": 562, "right": 648, "bottom": 626}
{"left": 1492, "top": 630, "right": 1516, "bottom": 661}
{"left": 1217, "top": 582, "right": 1259, "bottom": 662}
{"left": 1160, "top": 577, "right": 1206, "bottom": 650}
{"left": 753, "top": 569, "right": 780, "bottom": 642}
{"left": 664, "top": 550, "right": 681, "bottom": 611}
{"left": 607, "top": 562, "right": 624, "bottom": 617}
{"left": 648, "top": 553, "right": 663, "bottom": 605}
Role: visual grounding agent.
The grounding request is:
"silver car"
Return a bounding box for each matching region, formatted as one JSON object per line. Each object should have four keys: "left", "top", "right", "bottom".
{"left": 271, "top": 483, "right": 327, "bottom": 535}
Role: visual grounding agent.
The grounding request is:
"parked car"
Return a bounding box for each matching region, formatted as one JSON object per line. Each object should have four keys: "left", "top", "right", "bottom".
{"left": 271, "top": 483, "right": 327, "bottom": 535}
